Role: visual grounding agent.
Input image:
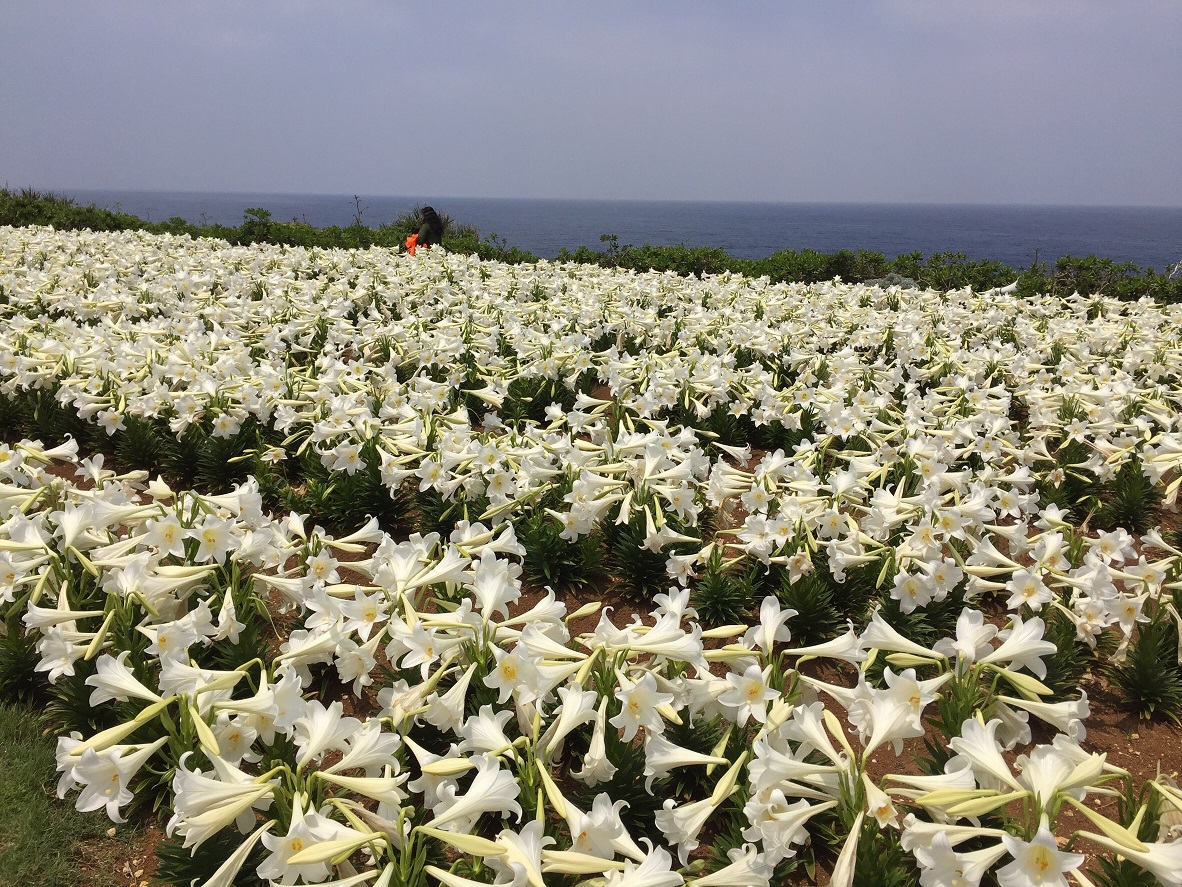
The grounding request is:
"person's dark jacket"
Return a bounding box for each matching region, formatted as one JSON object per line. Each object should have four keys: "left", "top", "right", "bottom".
{"left": 416, "top": 206, "right": 444, "bottom": 247}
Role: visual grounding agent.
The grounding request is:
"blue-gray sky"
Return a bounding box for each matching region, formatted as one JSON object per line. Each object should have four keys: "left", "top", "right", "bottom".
{"left": 3, "top": 1, "right": 1181, "bottom": 205}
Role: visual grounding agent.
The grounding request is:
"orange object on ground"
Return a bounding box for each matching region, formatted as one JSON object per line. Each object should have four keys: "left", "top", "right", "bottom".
{"left": 405, "top": 232, "right": 418, "bottom": 256}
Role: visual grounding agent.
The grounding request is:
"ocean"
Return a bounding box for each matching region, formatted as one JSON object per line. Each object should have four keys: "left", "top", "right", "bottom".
{"left": 63, "top": 189, "right": 1182, "bottom": 272}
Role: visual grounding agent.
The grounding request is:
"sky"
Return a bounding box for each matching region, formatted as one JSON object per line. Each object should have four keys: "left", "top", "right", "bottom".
{"left": 3, "top": 1, "right": 1181, "bottom": 206}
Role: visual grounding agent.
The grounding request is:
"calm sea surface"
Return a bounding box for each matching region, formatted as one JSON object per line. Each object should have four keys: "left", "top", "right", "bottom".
{"left": 64, "top": 190, "right": 1182, "bottom": 272}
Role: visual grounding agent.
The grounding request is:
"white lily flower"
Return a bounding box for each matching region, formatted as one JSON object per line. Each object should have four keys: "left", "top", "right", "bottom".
{"left": 537, "top": 684, "right": 598, "bottom": 760}
{"left": 257, "top": 793, "right": 354, "bottom": 886}
{"left": 565, "top": 793, "right": 628, "bottom": 860}
{"left": 996, "top": 822, "right": 1083, "bottom": 887}
{"left": 492, "top": 820, "right": 554, "bottom": 887}
{"left": 862, "top": 608, "right": 944, "bottom": 661}
{"left": 483, "top": 644, "right": 542, "bottom": 705}
{"left": 718, "top": 663, "right": 779, "bottom": 726}
{"left": 422, "top": 664, "right": 476, "bottom": 735}
{"left": 293, "top": 699, "right": 362, "bottom": 769}
{"left": 656, "top": 794, "right": 717, "bottom": 865}
{"left": 742, "top": 595, "right": 795, "bottom": 654}
{"left": 996, "top": 692, "right": 1088, "bottom": 741}
{"left": 741, "top": 790, "right": 836, "bottom": 864}
{"left": 643, "top": 731, "right": 730, "bottom": 791}
{"left": 612, "top": 669, "right": 675, "bottom": 741}
{"left": 326, "top": 718, "right": 402, "bottom": 777}
{"left": 573, "top": 697, "right": 618, "bottom": 785}
{"left": 167, "top": 751, "right": 277, "bottom": 849}
{"left": 428, "top": 753, "right": 522, "bottom": 831}
{"left": 933, "top": 607, "right": 998, "bottom": 668}
{"left": 315, "top": 767, "right": 408, "bottom": 806}
{"left": 979, "top": 615, "right": 1056, "bottom": 679}
{"left": 1080, "top": 830, "right": 1182, "bottom": 887}
{"left": 690, "top": 843, "right": 772, "bottom": 887}
{"left": 458, "top": 704, "right": 517, "bottom": 758}
{"left": 64, "top": 737, "right": 167, "bottom": 823}
{"left": 601, "top": 840, "right": 683, "bottom": 887}
{"left": 947, "top": 719, "right": 1024, "bottom": 794}
{"left": 201, "top": 821, "right": 276, "bottom": 887}
{"left": 912, "top": 831, "right": 1007, "bottom": 887}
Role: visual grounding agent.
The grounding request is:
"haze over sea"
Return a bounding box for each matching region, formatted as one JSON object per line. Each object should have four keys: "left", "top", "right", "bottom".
{"left": 67, "top": 190, "right": 1182, "bottom": 272}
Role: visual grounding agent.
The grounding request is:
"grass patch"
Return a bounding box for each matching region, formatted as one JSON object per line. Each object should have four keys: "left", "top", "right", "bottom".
{"left": 0, "top": 702, "right": 120, "bottom": 887}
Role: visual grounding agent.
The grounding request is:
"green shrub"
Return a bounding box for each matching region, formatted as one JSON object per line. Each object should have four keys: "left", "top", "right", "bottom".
{"left": 690, "top": 549, "right": 757, "bottom": 627}
{"left": 519, "top": 509, "right": 606, "bottom": 592}
{"left": 1093, "top": 455, "right": 1161, "bottom": 534}
{"left": 1109, "top": 603, "right": 1182, "bottom": 723}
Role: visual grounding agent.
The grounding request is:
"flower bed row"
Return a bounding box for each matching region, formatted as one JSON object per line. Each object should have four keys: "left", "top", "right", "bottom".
{"left": 3, "top": 436, "right": 1181, "bottom": 886}
{"left": 3, "top": 227, "right": 1182, "bottom": 701}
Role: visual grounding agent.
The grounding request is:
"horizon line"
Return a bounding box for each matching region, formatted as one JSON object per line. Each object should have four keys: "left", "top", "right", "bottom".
{"left": 22, "top": 185, "right": 1182, "bottom": 213}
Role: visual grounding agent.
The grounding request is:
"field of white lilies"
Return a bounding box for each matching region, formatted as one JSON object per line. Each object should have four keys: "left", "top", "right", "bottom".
{"left": 3, "top": 224, "right": 1182, "bottom": 887}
